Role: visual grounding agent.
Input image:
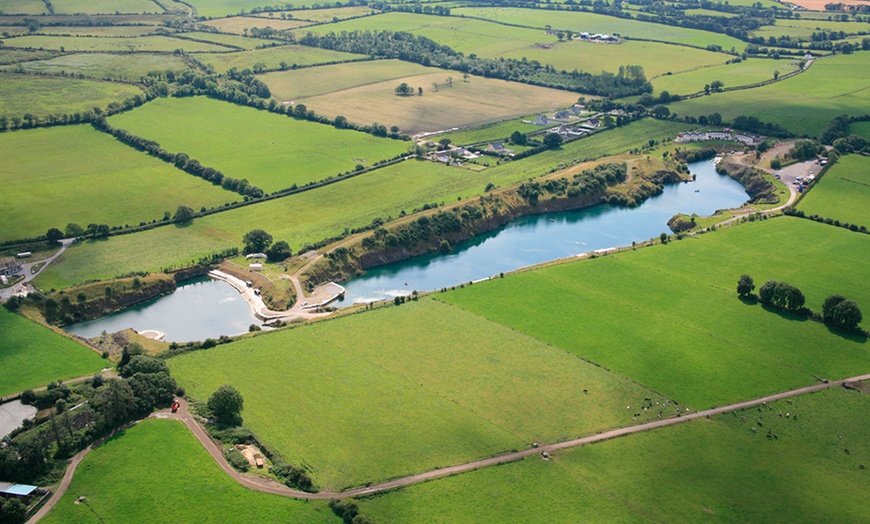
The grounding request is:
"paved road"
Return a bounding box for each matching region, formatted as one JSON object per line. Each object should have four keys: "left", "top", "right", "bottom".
{"left": 28, "top": 373, "right": 869, "bottom": 522}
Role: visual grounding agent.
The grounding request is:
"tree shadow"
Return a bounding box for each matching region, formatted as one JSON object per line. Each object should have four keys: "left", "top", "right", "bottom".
{"left": 173, "top": 220, "right": 194, "bottom": 229}
{"left": 824, "top": 324, "right": 868, "bottom": 344}
{"left": 737, "top": 295, "right": 758, "bottom": 306}
{"left": 759, "top": 303, "right": 810, "bottom": 323}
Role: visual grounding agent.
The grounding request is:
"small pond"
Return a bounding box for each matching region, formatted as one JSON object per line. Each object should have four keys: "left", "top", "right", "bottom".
{"left": 65, "top": 277, "right": 261, "bottom": 343}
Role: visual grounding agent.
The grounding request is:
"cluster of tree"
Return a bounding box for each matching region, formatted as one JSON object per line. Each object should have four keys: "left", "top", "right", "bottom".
{"left": 786, "top": 139, "right": 824, "bottom": 162}
{"left": 824, "top": 2, "right": 870, "bottom": 12}
{"left": 2, "top": 352, "right": 178, "bottom": 485}
{"left": 328, "top": 499, "right": 374, "bottom": 524}
{"left": 295, "top": 30, "right": 653, "bottom": 98}
{"left": 91, "top": 118, "right": 264, "bottom": 199}
{"left": 386, "top": 2, "right": 451, "bottom": 15}
{"left": 270, "top": 461, "right": 315, "bottom": 492}
{"left": 822, "top": 294, "right": 863, "bottom": 331}
{"left": 716, "top": 163, "right": 777, "bottom": 203}
{"left": 637, "top": 90, "right": 682, "bottom": 106}
{"left": 739, "top": 275, "right": 864, "bottom": 331}
{"left": 241, "top": 229, "right": 292, "bottom": 261}
{"left": 675, "top": 147, "right": 717, "bottom": 163}
{"left": 731, "top": 115, "right": 792, "bottom": 138}
{"left": 784, "top": 207, "right": 867, "bottom": 234}
{"left": 832, "top": 134, "right": 870, "bottom": 155}
{"left": 518, "top": 163, "right": 628, "bottom": 205}
{"left": 820, "top": 114, "right": 870, "bottom": 144}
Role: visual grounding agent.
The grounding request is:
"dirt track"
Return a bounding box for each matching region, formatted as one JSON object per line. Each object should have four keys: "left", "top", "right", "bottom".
{"left": 28, "top": 373, "right": 870, "bottom": 522}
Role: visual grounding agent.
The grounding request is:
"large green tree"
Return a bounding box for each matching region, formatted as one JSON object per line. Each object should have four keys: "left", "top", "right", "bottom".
{"left": 242, "top": 229, "right": 273, "bottom": 254}
{"left": 208, "top": 385, "right": 244, "bottom": 425}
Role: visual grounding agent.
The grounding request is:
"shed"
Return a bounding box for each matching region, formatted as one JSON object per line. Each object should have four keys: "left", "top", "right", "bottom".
{"left": 249, "top": 263, "right": 263, "bottom": 271}
{"left": 0, "top": 482, "right": 38, "bottom": 502}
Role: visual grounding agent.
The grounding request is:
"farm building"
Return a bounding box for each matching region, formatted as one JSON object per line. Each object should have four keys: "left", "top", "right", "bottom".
{"left": 0, "top": 482, "right": 39, "bottom": 504}
{"left": 534, "top": 115, "right": 550, "bottom": 126}
{"left": 0, "top": 257, "right": 22, "bottom": 277}
{"left": 486, "top": 141, "right": 511, "bottom": 154}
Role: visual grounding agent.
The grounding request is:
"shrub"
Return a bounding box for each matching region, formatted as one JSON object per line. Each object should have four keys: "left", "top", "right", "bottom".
{"left": 225, "top": 447, "right": 249, "bottom": 472}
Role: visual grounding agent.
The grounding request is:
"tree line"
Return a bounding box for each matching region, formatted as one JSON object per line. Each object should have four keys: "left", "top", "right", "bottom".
{"left": 91, "top": 117, "right": 265, "bottom": 199}
{"left": 737, "top": 275, "right": 864, "bottom": 332}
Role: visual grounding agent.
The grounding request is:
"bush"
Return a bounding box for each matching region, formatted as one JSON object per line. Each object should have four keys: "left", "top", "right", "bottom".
{"left": 225, "top": 447, "right": 249, "bottom": 472}
{"left": 271, "top": 462, "right": 315, "bottom": 492}
{"left": 20, "top": 390, "right": 36, "bottom": 406}
{"left": 208, "top": 385, "right": 244, "bottom": 425}
{"left": 822, "top": 294, "right": 863, "bottom": 331}
{"left": 120, "top": 355, "right": 169, "bottom": 378}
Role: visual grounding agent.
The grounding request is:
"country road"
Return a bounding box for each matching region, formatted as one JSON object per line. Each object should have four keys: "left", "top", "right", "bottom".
{"left": 28, "top": 373, "right": 869, "bottom": 522}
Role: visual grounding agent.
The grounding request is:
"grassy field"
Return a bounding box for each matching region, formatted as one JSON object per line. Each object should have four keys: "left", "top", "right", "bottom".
{"left": 0, "top": 0, "right": 46, "bottom": 14}
{"left": 751, "top": 19, "right": 870, "bottom": 40}
{"left": 434, "top": 116, "right": 544, "bottom": 145}
{"left": 453, "top": 7, "right": 747, "bottom": 50}
{"left": 650, "top": 57, "right": 800, "bottom": 96}
{"left": 798, "top": 155, "right": 870, "bottom": 228}
{"left": 172, "top": 31, "right": 277, "bottom": 50}
{"left": 50, "top": 0, "right": 163, "bottom": 15}
{"left": 0, "top": 308, "right": 105, "bottom": 397}
{"left": 0, "top": 73, "right": 143, "bottom": 120}
{"left": 292, "top": 13, "right": 727, "bottom": 77}
{"left": 188, "top": 0, "right": 327, "bottom": 18}
{"left": 0, "top": 125, "right": 235, "bottom": 242}
{"left": 264, "top": 60, "right": 579, "bottom": 135}
{"left": 170, "top": 299, "right": 668, "bottom": 489}
{"left": 0, "top": 49, "right": 55, "bottom": 65}
{"left": 361, "top": 385, "right": 869, "bottom": 523}
{"left": 28, "top": 25, "right": 166, "bottom": 37}
{"left": 497, "top": 39, "right": 728, "bottom": 79}
{"left": 668, "top": 52, "right": 870, "bottom": 137}
{"left": 285, "top": 6, "right": 377, "bottom": 22}
{"left": 109, "top": 96, "right": 408, "bottom": 193}
{"left": 261, "top": 59, "right": 431, "bottom": 99}
{"left": 442, "top": 217, "right": 870, "bottom": 409}
{"left": 201, "top": 16, "right": 311, "bottom": 34}
{"left": 2, "top": 53, "right": 190, "bottom": 81}
{"left": 849, "top": 121, "right": 870, "bottom": 140}
{"left": 42, "top": 419, "right": 338, "bottom": 524}
{"left": 0, "top": 34, "right": 227, "bottom": 52}
{"left": 34, "top": 120, "right": 684, "bottom": 289}
{"left": 199, "top": 44, "right": 363, "bottom": 73}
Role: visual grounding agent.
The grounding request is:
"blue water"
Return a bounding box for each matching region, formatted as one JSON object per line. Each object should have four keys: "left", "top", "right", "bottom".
{"left": 339, "top": 160, "right": 747, "bottom": 304}
{"left": 64, "top": 159, "right": 746, "bottom": 340}
{"left": 65, "top": 277, "right": 261, "bottom": 342}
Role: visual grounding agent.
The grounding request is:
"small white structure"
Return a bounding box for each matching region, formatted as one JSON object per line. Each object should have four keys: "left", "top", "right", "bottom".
{"left": 245, "top": 253, "right": 267, "bottom": 260}
{"left": 249, "top": 263, "right": 263, "bottom": 271}
{"left": 16, "top": 252, "right": 31, "bottom": 258}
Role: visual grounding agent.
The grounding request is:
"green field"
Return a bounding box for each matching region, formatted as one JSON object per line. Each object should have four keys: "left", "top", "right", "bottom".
{"left": 42, "top": 419, "right": 338, "bottom": 524}
{"left": 0, "top": 73, "right": 143, "bottom": 120}
{"left": 361, "top": 385, "right": 869, "bottom": 523}
{"left": 109, "top": 96, "right": 408, "bottom": 193}
{"left": 292, "top": 12, "right": 727, "bottom": 77}
{"left": 0, "top": 308, "right": 105, "bottom": 397}
{"left": 170, "top": 299, "right": 668, "bottom": 489}
{"left": 453, "top": 7, "right": 747, "bottom": 50}
{"left": 497, "top": 39, "right": 728, "bottom": 79}
{"left": 0, "top": 49, "right": 54, "bottom": 65}
{"left": 199, "top": 44, "right": 363, "bottom": 73}
{"left": 34, "top": 120, "right": 684, "bottom": 290}
{"left": 201, "top": 16, "right": 311, "bottom": 35}
{"left": 263, "top": 59, "right": 580, "bottom": 135}
{"left": 434, "top": 116, "right": 544, "bottom": 145}
{"left": 188, "top": 0, "right": 327, "bottom": 18}
{"left": 0, "top": 0, "right": 46, "bottom": 14}
{"left": 651, "top": 57, "right": 800, "bottom": 96}
{"left": 2, "top": 53, "right": 190, "bottom": 81}
{"left": 668, "top": 52, "right": 870, "bottom": 137}
{"left": 0, "top": 125, "right": 235, "bottom": 242}
{"left": 285, "top": 6, "right": 377, "bottom": 22}
{"left": 849, "top": 121, "right": 870, "bottom": 140}
{"left": 751, "top": 19, "right": 870, "bottom": 40}
{"left": 798, "top": 155, "right": 870, "bottom": 227}
{"left": 172, "top": 31, "right": 277, "bottom": 50}
{"left": 1, "top": 34, "right": 227, "bottom": 52}
{"left": 51, "top": 0, "right": 163, "bottom": 15}
{"left": 442, "top": 217, "right": 870, "bottom": 409}
{"left": 29, "top": 25, "right": 166, "bottom": 37}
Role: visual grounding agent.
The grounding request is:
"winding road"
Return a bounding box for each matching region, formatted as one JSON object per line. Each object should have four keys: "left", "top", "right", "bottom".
{"left": 27, "top": 373, "right": 869, "bottom": 522}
